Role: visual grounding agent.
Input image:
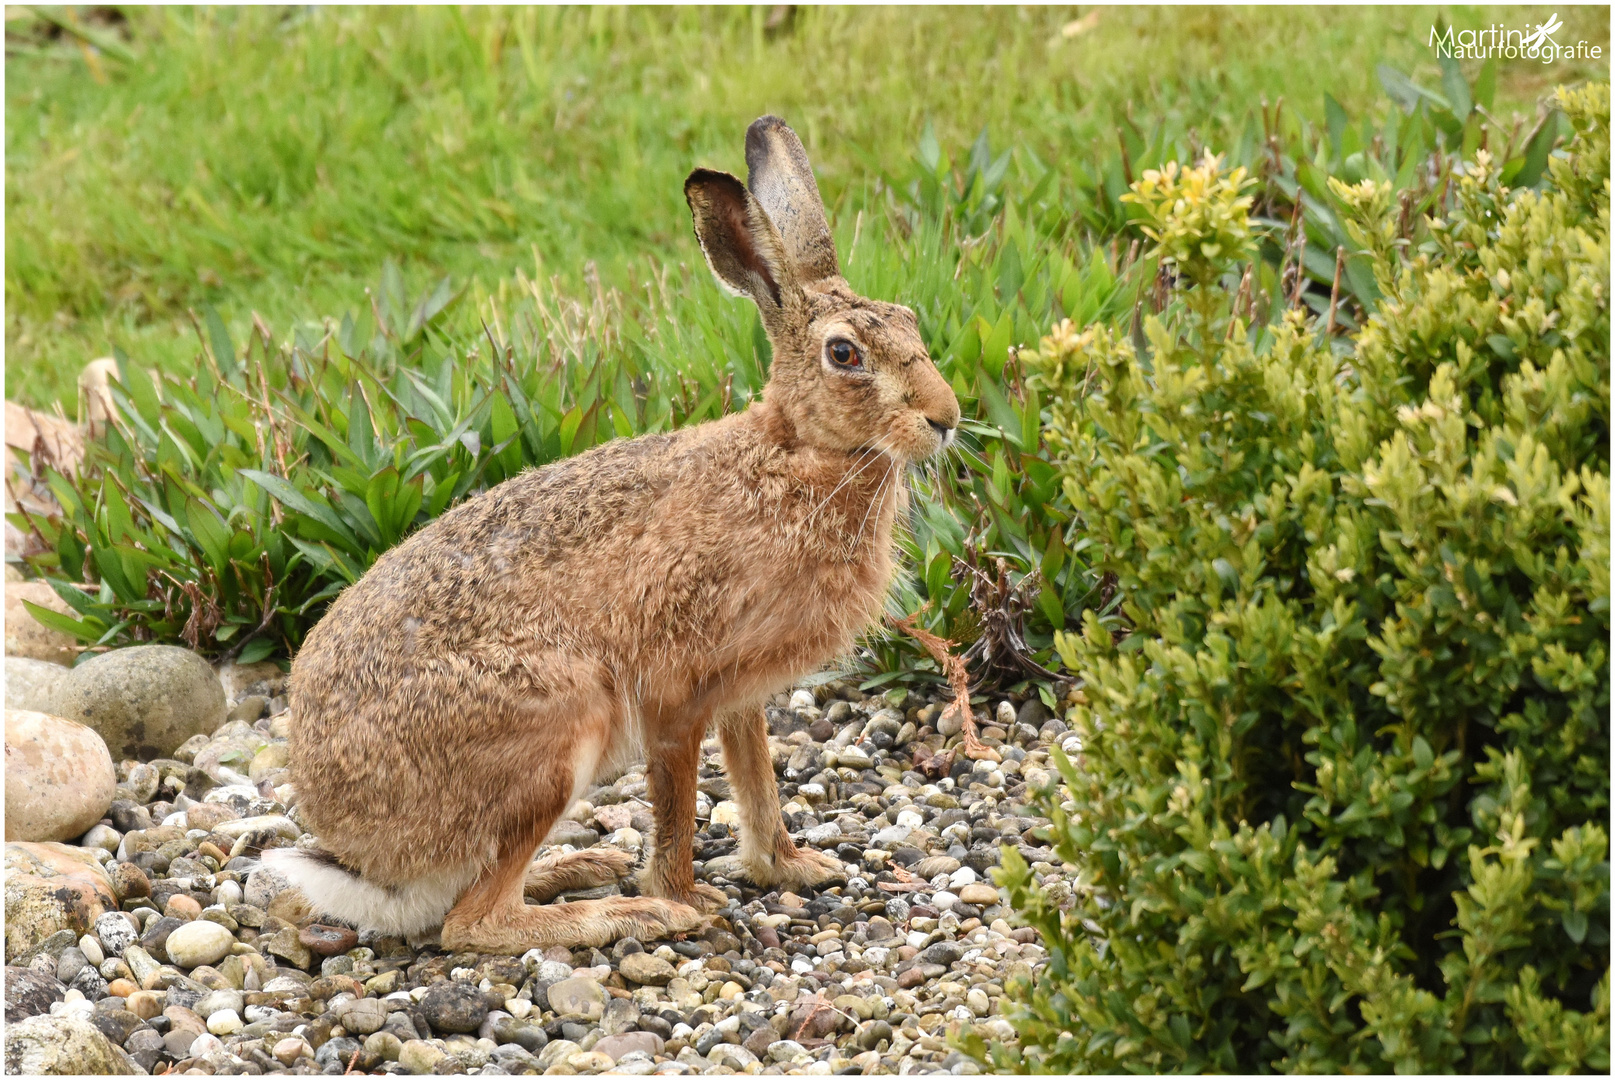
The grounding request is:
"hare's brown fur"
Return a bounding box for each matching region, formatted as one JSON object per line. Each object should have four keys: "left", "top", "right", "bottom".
{"left": 278, "top": 117, "right": 960, "bottom": 951}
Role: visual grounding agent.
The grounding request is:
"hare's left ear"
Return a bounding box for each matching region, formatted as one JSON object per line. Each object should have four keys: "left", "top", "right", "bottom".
{"left": 745, "top": 115, "right": 840, "bottom": 283}
{"left": 685, "top": 168, "right": 795, "bottom": 317}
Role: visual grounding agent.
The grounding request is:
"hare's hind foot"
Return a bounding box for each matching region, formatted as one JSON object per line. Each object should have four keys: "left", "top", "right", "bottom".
{"left": 442, "top": 895, "right": 707, "bottom": 953}
{"left": 746, "top": 845, "right": 848, "bottom": 890}
{"left": 525, "top": 848, "right": 637, "bottom": 903}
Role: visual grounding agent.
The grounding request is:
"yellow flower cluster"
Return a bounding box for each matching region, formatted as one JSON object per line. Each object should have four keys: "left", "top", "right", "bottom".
{"left": 1121, "top": 153, "right": 1257, "bottom": 286}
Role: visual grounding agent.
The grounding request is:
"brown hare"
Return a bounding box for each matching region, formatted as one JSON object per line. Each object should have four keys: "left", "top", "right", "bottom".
{"left": 268, "top": 115, "right": 961, "bottom": 952}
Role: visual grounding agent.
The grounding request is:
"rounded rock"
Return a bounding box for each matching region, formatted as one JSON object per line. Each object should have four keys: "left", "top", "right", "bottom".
{"left": 162, "top": 920, "right": 234, "bottom": 969}
{"left": 4, "top": 711, "right": 117, "bottom": 843}
{"left": 106, "top": 862, "right": 149, "bottom": 903}
{"left": 3, "top": 966, "right": 67, "bottom": 1023}
{"left": 272, "top": 1036, "right": 311, "bottom": 1066}
{"left": 193, "top": 989, "right": 245, "bottom": 1019}
{"left": 300, "top": 923, "right": 358, "bottom": 957}
{"left": 43, "top": 645, "right": 227, "bottom": 762}
{"left": 206, "top": 1008, "right": 243, "bottom": 1036}
{"left": 364, "top": 1030, "right": 403, "bottom": 1063}
{"left": 124, "top": 763, "right": 159, "bottom": 803}
{"left": 80, "top": 824, "right": 121, "bottom": 855}
{"left": 618, "top": 952, "right": 677, "bottom": 986}
{"left": 243, "top": 865, "right": 290, "bottom": 909}
{"left": 336, "top": 996, "right": 388, "bottom": 1036}
{"left": 4, "top": 1014, "right": 140, "bottom": 1074}
{"left": 164, "top": 895, "right": 202, "bottom": 921}
{"left": 398, "top": 1038, "right": 446, "bottom": 1074}
{"left": 3, "top": 582, "right": 78, "bottom": 666}
{"left": 93, "top": 912, "right": 139, "bottom": 958}
{"left": 420, "top": 980, "right": 489, "bottom": 1034}
{"left": 958, "top": 882, "right": 1000, "bottom": 906}
{"left": 4, "top": 657, "right": 68, "bottom": 712}
{"left": 544, "top": 977, "right": 608, "bottom": 1020}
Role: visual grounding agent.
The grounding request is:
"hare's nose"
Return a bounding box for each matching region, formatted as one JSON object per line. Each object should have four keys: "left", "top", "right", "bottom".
{"left": 928, "top": 419, "right": 956, "bottom": 447}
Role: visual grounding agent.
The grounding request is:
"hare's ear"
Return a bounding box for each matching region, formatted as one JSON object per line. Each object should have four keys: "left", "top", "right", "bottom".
{"left": 685, "top": 168, "right": 793, "bottom": 314}
{"left": 745, "top": 115, "right": 839, "bottom": 283}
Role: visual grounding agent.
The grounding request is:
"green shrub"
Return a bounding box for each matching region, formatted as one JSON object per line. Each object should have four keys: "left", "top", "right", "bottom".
{"left": 978, "top": 83, "right": 1609, "bottom": 1073}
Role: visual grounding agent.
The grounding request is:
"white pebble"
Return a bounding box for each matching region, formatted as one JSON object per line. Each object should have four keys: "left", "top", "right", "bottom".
{"left": 189, "top": 1034, "right": 224, "bottom": 1058}
{"left": 789, "top": 689, "right": 816, "bottom": 710}
{"left": 77, "top": 936, "right": 104, "bottom": 967}
{"left": 50, "top": 999, "right": 95, "bottom": 1021}
{"left": 207, "top": 1009, "right": 244, "bottom": 1036}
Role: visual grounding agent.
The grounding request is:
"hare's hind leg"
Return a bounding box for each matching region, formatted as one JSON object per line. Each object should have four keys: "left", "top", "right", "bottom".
{"left": 524, "top": 848, "right": 636, "bottom": 903}
{"left": 718, "top": 705, "right": 847, "bottom": 889}
{"left": 444, "top": 840, "right": 704, "bottom": 952}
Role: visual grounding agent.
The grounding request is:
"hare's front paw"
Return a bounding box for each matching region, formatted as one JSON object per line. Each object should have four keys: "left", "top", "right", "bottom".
{"left": 749, "top": 845, "right": 848, "bottom": 889}
{"left": 625, "top": 897, "right": 711, "bottom": 942}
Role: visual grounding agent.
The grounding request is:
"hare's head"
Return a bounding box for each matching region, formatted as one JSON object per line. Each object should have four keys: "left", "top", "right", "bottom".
{"left": 686, "top": 116, "right": 960, "bottom": 463}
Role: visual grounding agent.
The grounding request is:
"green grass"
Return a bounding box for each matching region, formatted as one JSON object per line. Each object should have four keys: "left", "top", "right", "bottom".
{"left": 8, "top": 5, "right": 1607, "bottom": 409}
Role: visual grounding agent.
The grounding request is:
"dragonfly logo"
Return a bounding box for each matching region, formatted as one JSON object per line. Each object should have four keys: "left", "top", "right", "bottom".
{"left": 1522, "top": 14, "right": 1564, "bottom": 52}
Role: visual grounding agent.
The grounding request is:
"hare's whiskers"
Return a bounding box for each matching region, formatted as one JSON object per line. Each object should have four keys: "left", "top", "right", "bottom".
{"left": 804, "top": 434, "right": 899, "bottom": 531}
{"left": 853, "top": 456, "right": 900, "bottom": 553}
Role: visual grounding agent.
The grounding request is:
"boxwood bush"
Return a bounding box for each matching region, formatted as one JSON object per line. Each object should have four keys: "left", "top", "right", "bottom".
{"left": 977, "top": 82, "right": 1609, "bottom": 1073}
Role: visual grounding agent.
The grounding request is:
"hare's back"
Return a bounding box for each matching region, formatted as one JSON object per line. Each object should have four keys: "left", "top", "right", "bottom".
{"left": 293, "top": 430, "right": 693, "bottom": 677}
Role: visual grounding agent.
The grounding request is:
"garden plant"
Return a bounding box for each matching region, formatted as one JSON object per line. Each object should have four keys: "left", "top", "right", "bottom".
{"left": 979, "top": 82, "right": 1610, "bottom": 1073}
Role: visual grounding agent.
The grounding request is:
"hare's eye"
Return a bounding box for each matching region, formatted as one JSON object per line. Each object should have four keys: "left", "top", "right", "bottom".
{"left": 827, "top": 339, "right": 862, "bottom": 370}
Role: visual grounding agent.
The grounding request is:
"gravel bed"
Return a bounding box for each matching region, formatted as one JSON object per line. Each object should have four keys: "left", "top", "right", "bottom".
{"left": 6, "top": 670, "right": 1078, "bottom": 1076}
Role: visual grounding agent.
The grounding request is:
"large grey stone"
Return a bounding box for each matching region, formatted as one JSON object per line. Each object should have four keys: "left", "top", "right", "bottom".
{"left": 3, "top": 582, "right": 78, "bottom": 666}
{"left": 4, "top": 657, "right": 66, "bottom": 712}
{"left": 4, "top": 843, "right": 117, "bottom": 961}
{"left": 4, "top": 710, "right": 116, "bottom": 842}
{"left": 3, "top": 965, "right": 66, "bottom": 1023}
{"left": 44, "top": 644, "right": 227, "bottom": 761}
{"left": 4, "top": 1014, "right": 140, "bottom": 1074}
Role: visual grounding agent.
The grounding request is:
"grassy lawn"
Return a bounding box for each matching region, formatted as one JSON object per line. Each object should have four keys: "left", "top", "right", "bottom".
{"left": 6, "top": 5, "right": 1608, "bottom": 409}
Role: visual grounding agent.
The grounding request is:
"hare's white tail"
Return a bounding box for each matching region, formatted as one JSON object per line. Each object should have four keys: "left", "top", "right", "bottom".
{"left": 261, "top": 847, "right": 478, "bottom": 936}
